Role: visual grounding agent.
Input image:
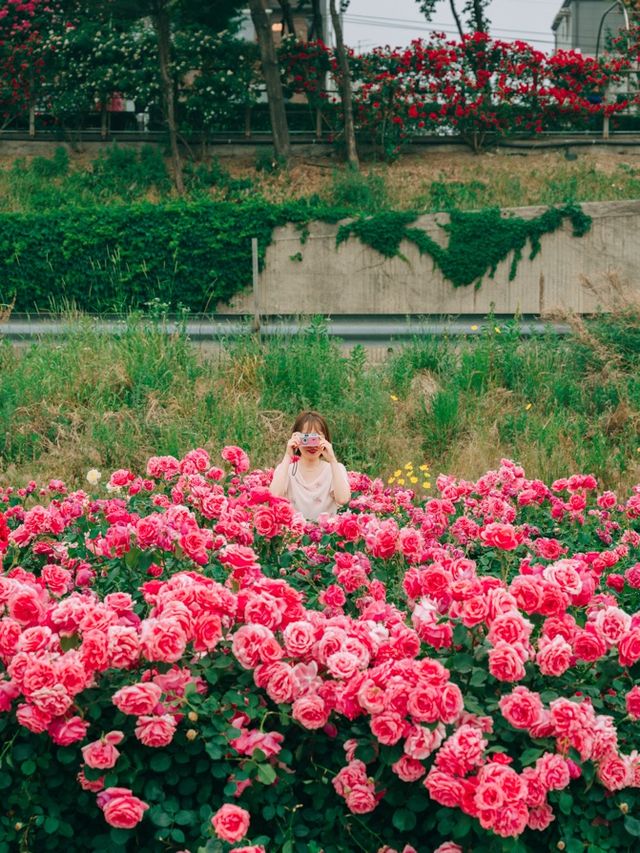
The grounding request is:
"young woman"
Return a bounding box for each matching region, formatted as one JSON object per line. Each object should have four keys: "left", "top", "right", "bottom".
{"left": 269, "top": 411, "right": 351, "bottom": 521}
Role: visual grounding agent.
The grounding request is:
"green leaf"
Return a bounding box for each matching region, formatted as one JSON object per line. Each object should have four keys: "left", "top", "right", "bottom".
{"left": 470, "top": 669, "right": 487, "bottom": 686}
{"left": 624, "top": 815, "right": 640, "bottom": 837}
{"left": 392, "top": 808, "right": 417, "bottom": 831}
{"left": 21, "top": 759, "right": 36, "bottom": 776}
{"left": 150, "top": 808, "right": 173, "bottom": 828}
{"left": 109, "top": 828, "right": 131, "bottom": 847}
{"left": 44, "top": 817, "right": 59, "bottom": 834}
{"left": 452, "top": 653, "right": 474, "bottom": 673}
{"left": 257, "top": 764, "right": 277, "bottom": 785}
{"left": 559, "top": 792, "right": 573, "bottom": 816}
{"left": 150, "top": 753, "right": 172, "bottom": 773}
{"left": 520, "top": 748, "right": 544, "bottom": 766}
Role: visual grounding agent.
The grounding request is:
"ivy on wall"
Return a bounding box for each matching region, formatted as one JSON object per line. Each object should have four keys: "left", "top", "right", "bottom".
{"left": 0, "top": 200, "right": 591, "bottom": 313}
{"left": 336, "top": 204, "right": 592, "bottom": 288}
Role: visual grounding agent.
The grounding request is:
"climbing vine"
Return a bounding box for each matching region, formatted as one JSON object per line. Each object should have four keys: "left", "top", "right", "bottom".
{"left": 336, "top": 204, "right": 592, "bottom": 288}
{"left": 0, "top": 200, "right": 591, "bottom": 313}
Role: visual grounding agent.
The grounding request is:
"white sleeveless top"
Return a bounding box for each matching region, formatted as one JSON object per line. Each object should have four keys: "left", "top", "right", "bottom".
{"left": 286, "top": 460, "right": 347, "bottom": 521}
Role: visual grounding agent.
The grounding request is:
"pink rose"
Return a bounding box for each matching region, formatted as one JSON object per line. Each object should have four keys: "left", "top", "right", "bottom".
{"left": 345, "top": 783, "right": 377, "bottom": 814}
{"left": 619, "top": 628, "right": 640, "bottom": 667}
{"left": 392, "top": 755, "right": 425, "bottom": 782}
{"left": 140, "top": 619, "right": 187, "bottom": 663}
{"left": 528, "top": 803, "right": 555, "bottom": 831}
{"left": 292, "top": 695, "right": 329, "bottom": 730}
{"left": 370, "top": 711, "right": 405, "bottom": 746}
{"left": 480, "top": 522, "right": 522, "bottom": 551}
{"left": 134, "top": 714, "right": 177, "bottom": 747}
{"left": 424, "top": 769, "right": 463, "bottom": 808}
{"left": 536, "top": 636, "right": 572, "bottom": 677}
{"left": 437, "top": 682, "right": 464, "bottom": 724}
{"left": 499, "top": 686, "right": 543, "bottom": 730}
{"left": 112, "top": 683, "right": 163, "bottom": 716}
{"left": 77, "top": 768, "right": 105, "bottom": 792}
{"left": 211, "top": 804, "right": 250, "bottom": 843}
{"left": 221, "top": 446, "right": 250, "bottom": 474}
{"left": 626, "top": 686, "right": 640, "bottom": 720}
{"left": 488, "top": 642, "right": 527, "bottom": 682}
{"left": 98, "top": 787, "right": 149, "bottom": 829}
{"left": 597, "top": 754, "right": 631, "bottom": 791}
{"left": 253, "top": 507, "right": 278, "bottom": 538}
{"left": 535, "top": 753, "right": 571, "bottom": 791}
{"left": 82, "top": 732, "right": 124, "bottom": 769}
{"left": 48, "top": 715, "right": 90, "bottom": 746}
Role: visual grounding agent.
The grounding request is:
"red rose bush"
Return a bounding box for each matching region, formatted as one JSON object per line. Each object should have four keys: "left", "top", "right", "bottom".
{"left": 0, "top": 450, "right": 640, "bottom": 851}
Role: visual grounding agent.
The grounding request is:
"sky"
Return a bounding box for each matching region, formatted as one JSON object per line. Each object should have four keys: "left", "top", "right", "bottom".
{"left": 342, "top": 0, "right": 565, "bottom": 53}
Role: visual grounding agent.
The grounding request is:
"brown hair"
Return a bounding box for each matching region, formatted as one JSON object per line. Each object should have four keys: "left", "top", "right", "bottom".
{"left": 292, "top": 410, "right": 331, "bottom": 443}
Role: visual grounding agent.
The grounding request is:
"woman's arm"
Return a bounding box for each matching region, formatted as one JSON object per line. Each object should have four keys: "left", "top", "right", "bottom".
{"left": 269, "top": 434, "right": 299, "bottom": 497}
{"left": 329, "top": 459, "right": 351, "bottom": 505}
{"left": 321, "top": 440, "right": 350, "bottom": 505}
{"left": 269, "top": 452, "right": 292, "bottom": 498}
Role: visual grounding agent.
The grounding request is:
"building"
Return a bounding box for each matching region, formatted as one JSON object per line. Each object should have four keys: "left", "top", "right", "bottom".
{"left": 552, "top": 0, "right": 629, "bottom": 55}
{"left": 237, "top": 1, "right": 336, "bottom": 48}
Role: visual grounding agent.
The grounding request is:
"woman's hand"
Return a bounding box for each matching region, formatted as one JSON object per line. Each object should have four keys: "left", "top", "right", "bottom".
{"left": 286, "top": 432, "right": 301, "bottom": 457}
{"left": 320, "top": 438, "right": 336, "bottom": 463}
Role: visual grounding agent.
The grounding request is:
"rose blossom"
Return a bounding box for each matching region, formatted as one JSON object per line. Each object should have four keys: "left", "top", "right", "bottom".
{"left": 499, "top": 686, "right": 543, "bottom": 729}
{"left": 626, "top": 686, "right": 640, "bottom": 720}
{"left": 134, "top": 714, "right": 177, "bottom": 748}
{"left": 81, "top": 732, "right": 124, "bottom": 769}
{"left": 211, "top": 804, "right": 250, "bottom": 843}
{"left": 97, "top": 788, "right": 149, "bottom": 829}
{"left": 112, "top": 682, "right": 163, "bottom": 716}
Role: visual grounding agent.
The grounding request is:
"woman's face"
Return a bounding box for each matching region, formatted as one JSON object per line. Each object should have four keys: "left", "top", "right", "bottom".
{"left": 298, "top": 423, "right": 324, "bottom": 459}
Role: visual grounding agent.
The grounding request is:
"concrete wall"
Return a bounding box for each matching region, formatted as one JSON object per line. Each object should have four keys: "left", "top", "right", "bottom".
{"left": 220, "top": 200, "right": 640, "bottom": 316}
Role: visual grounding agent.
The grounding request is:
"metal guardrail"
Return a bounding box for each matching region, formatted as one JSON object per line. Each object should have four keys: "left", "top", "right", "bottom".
{"left": 0, "top": 315, "right": 572, "bottom": 346}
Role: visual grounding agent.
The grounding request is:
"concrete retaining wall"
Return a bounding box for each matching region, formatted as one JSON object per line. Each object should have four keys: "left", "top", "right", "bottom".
{"left": 221, "top": 200, "right": 640, "bottom": 316}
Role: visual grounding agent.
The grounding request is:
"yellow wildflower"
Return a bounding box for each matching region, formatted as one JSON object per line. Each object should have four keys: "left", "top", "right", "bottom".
{"left": 394, "top": 469, "right": 402, "bottom": 477}
{"left": 470, "top": 324, "right": 478, "bottom": 331}
{"left": 525, "top": 402, "right": 532, "bottom": 411}
{"left": 410, "top": 477, "right": 418, "bottom": 484}
{"left": 390, "top": 394, "right": 398, "bottom": 401}
{"left": 423, "top": 481, "right": 431, "bottom": 489}
{"left": 397, "top": 478, "right": 405, "bottom": 486}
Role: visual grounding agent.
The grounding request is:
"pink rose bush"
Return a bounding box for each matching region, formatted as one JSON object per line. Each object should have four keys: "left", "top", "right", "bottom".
{"left": 0, "top": 448, "right": 640, "bottom": 850}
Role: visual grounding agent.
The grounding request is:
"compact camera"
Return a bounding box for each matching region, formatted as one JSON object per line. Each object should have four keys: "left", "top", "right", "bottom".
{"left": 298, "top": 432, "right": 322, "bottom": 447}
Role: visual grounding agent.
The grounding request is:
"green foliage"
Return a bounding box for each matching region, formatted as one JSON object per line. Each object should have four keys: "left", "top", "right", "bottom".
{"left": 87, "top": 145, "right": 172, "bottom": 200}
{"left": 30, "top": 146, "right": 70, "bottom": 179}
{"left": 326, "top": 167, "right": 390, "bottom": 212}
{"left": 338, "top": 204, "right": 592, "bottom": 287}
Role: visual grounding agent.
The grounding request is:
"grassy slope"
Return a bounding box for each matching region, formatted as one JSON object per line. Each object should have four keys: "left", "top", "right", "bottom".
{"left": 3, "top": 313, "right": 640, "bottom": 492}
{"left": 1, "top": 145, "right": 640, "bottom": 214}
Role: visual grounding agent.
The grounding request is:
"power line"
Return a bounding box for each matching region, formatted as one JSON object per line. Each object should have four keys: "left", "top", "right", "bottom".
{"left": 343, "top": 14, "right": 557, "bottom": 46}
{"left": 346, "top": 12, "right": 558, "bottom": 39}
{"left": 344, "top": 13, "right": 558, "bottom": 43}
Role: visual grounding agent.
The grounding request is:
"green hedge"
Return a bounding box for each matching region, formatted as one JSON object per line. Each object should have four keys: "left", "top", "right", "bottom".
{"left": 0, "top": 200, "right": 591, "bottom": 313}
{"left": 0, "top": 201, "right": 287, "bottom": 313}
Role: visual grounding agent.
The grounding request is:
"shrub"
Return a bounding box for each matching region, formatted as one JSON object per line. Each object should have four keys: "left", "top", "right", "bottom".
{"left": 1, "top": 450, "right": 640, "bottom": 851}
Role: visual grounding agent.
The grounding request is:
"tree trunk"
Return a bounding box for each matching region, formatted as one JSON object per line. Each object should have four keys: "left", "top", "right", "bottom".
{"left": 449, "top": 0, "right": 465, "bottom": 39}
{"left": 310, "top": 0, "right": 324, "bottom": 41}
{"left": 329, "top": 0, "right": 358, "bottom": 169}
{"left": 470, "top": 0, "right": 488, "bottom": 32}
{"left": 249, "top": 0, "right": 291, "bottom": 161}
{"left": 152, "top": 0, "right": 184, "bottom": 194}
{"left": 278, "top": 0, "right": 296, "bottom": 35}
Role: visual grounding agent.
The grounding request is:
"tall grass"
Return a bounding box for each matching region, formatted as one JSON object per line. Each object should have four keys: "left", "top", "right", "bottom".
{"left": 3, "top": 312, "right": 640, "bottom": 491}
{"left": 3, "top": 147, "right": 640, "bottom": 214}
